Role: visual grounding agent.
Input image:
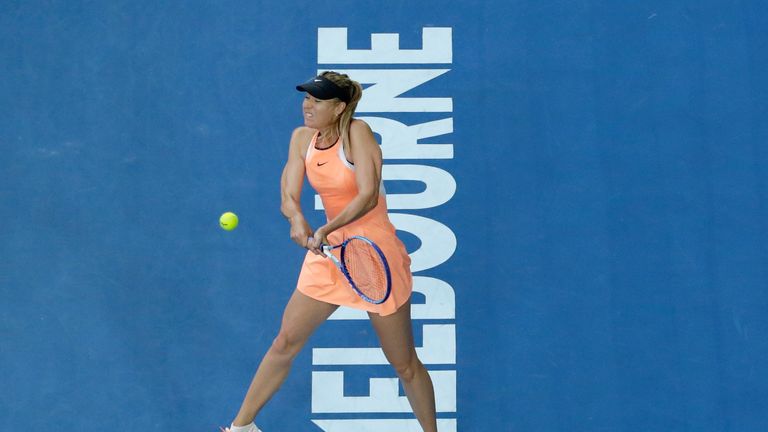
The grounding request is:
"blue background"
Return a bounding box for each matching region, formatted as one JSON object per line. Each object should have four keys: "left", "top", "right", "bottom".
{"left": 2, "top": 1, "right": 767, "bottom": 431}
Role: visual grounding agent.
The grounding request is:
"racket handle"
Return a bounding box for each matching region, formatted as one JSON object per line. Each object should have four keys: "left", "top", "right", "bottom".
{"left": 321, "top": 245, "right": 343, "bottom": 269}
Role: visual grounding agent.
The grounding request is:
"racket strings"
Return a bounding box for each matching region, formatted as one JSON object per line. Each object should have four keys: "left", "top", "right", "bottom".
{"left": 343, "top": 240, "right": 388, "bottom": 301}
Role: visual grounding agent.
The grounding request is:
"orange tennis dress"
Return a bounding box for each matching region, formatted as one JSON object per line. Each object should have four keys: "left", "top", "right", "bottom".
{"left": 295, "top": 131, "right": 412, "bottom": 316}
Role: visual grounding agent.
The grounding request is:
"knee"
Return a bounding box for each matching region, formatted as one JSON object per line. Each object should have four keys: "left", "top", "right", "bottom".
{"left": 391, "top": 355, "right": 422, "bottom": 383}
{"left": 270, "top": 329, "right": 304, "bottom": 358}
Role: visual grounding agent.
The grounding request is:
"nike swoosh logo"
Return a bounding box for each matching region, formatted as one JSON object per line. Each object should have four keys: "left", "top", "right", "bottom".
{"left": 317, "top": 161, "right": 328, "bottom": 166}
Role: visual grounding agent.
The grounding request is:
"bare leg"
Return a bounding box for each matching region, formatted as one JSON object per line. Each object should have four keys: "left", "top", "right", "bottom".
{"left": 232, "top": 290, "right": 338, "bottom": 426}
{"left": 368, "top": 301, "right": 438, "bottom": 432}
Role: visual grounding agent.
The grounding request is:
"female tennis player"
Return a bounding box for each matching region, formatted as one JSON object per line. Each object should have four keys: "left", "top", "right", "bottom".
{"left": 221, "top": 71, "right": 437, "bottom": 432}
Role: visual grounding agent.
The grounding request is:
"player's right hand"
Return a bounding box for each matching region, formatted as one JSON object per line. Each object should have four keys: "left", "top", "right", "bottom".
{"left": 289, "top": 215, "right": 313, "bottom": 249}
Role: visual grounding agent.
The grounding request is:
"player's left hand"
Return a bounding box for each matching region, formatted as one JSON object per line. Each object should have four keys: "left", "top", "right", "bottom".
{"left": 309, "top": 226, "right": 329, "bottom": 254}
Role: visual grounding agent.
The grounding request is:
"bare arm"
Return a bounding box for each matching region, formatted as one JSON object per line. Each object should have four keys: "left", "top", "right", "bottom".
{"left": 281, "top": 127, "right": 314, "bottom": 248}
{"left": 309, "top": 120, "right": 382, "bottom": 249}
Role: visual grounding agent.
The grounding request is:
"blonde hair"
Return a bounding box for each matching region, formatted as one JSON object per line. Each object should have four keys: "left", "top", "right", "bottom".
{"left": 320, "top": 71, "right": 363, "bottom": 150}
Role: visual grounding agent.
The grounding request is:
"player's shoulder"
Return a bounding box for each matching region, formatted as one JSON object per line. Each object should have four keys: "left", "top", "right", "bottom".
{"left": 291, "top": 126, "right": 315, "bottom": 141}
{"left": 289, "top": 126, "right": 316, "bottom": 148}
{"left": 349, "top": 118, "right": 372, "bottom": 134}
{"left": 287, "top": 126, "right": 316, "bottom": 159}
{"left": 349, "top": 119, "right": 376, "bottom": 146}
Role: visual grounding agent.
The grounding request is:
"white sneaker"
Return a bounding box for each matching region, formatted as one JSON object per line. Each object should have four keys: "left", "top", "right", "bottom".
{"left": 221, "top": 423, "right": 261, "bottom": 432}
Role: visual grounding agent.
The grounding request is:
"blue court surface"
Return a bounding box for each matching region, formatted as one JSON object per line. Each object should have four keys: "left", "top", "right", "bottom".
{"left": 2, "top": 1, "right": 767, "bottom": 431}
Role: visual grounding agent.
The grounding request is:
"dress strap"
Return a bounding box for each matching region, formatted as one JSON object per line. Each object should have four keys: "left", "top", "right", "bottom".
{"left": 305, "top": 131, "right": 319, "bottom": 162}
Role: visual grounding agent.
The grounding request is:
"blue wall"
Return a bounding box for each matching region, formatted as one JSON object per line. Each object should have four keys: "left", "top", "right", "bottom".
{"left": 2, "top": 1, "right": 767, "bottom": 431}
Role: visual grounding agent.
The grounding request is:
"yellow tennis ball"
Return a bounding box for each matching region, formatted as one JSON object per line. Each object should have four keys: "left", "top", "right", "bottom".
{"left": 219, "top": 212, "right": 239, "bottom": 231}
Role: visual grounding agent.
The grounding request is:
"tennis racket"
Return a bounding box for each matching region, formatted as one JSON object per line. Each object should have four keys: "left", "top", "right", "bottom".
{"left": 317, "top": 235, "right": 392, "bottom": 304}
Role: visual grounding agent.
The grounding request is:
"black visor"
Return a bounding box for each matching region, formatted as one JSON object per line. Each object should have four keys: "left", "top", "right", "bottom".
{"left": 296, "top": 75, "right": 351, "bottom": 103}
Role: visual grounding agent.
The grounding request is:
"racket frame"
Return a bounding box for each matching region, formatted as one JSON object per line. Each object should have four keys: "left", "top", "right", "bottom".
{"left": 321, "top": 235, "right": 392, "bottom": 304}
